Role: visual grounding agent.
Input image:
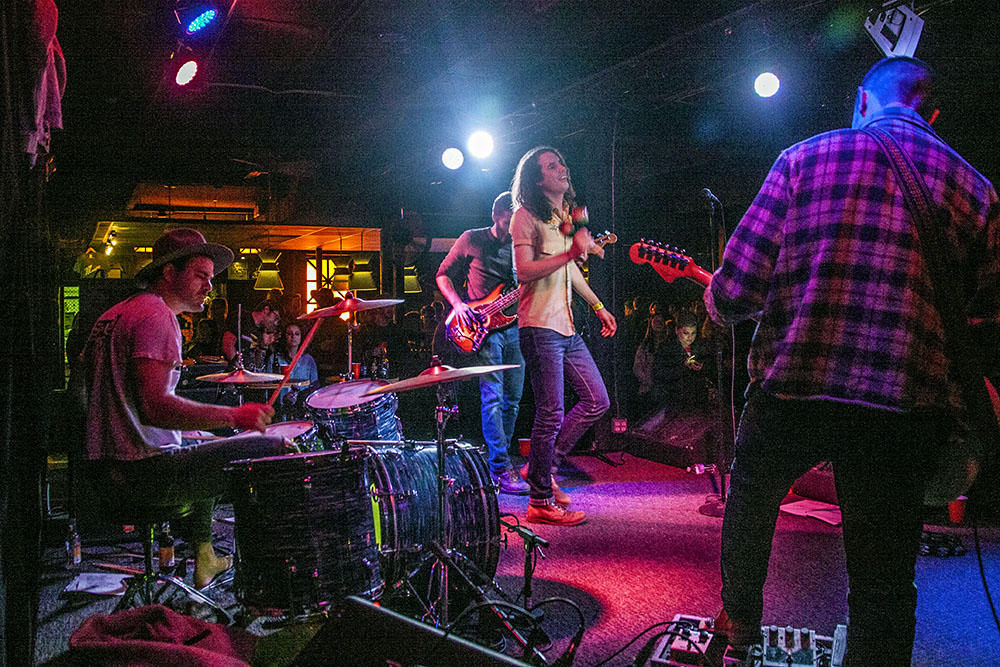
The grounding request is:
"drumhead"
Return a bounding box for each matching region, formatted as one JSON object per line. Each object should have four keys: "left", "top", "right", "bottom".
{"left": 263, "top": 420, "right": 314, "bottom": 439}
{"left": 306, "top": 379, "right": 390, "bottom": 409}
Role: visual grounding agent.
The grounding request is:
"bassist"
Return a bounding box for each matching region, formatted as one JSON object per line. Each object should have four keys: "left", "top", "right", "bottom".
{"left": 436, "top": 191, "right": 529, "bottom": 494}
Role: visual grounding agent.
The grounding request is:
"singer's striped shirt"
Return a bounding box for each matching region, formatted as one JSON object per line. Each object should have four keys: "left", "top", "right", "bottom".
{"left": 705, "top": 107, "right": 1000, "bottom": 412}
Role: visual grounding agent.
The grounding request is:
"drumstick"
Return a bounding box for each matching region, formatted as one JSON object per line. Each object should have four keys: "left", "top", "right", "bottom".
{"left": 267, "top": 317, "right": 322, "bottom": 407}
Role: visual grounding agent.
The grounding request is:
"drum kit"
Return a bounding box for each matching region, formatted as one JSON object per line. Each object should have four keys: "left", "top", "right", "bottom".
{"left": 193, "top": 294, "right": 527, "bottom": 640}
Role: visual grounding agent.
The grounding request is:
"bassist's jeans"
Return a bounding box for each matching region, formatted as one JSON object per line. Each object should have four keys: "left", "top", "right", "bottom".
{"left": 519, "top": 327, "right": 609, "bottom": 502}
{"left": 476, "top": 325, "right": 525, "bottom": 475}
{"left": 720, "top": 392, "right": 948, "bottom": 666}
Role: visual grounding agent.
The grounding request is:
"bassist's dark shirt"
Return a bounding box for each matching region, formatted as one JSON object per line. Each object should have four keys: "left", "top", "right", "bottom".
{"left": 436, "top": 226, "right": 515, "bottom": 301}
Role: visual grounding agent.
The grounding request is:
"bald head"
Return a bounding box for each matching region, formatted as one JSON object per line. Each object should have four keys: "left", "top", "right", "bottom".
{"left": 853, "top": 57, "right": 934, "bottom": 127}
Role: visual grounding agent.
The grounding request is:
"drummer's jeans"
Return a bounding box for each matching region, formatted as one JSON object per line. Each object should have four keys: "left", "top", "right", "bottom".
{"left": 519, "top": 327, "right": 609, "bottom": 503}
{"left": 85, "top": 434, "right": 287, "bottom": 544}
{"left": 476, "top": 325, "right": 525, "bottom": 475}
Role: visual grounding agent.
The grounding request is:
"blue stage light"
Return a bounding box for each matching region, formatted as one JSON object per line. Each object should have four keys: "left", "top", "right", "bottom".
{"left": 186, "top": 9, "right": 217, "bottom": 34}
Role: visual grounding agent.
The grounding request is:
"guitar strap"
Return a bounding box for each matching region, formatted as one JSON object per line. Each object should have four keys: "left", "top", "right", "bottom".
{"left": 861, "top": 126, "right": 999, "bottom": 452}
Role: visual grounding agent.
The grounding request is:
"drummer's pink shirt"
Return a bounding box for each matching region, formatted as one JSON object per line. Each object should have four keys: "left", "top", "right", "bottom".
{"left": 83, "top": 293, "right": 184, "bottom": 460}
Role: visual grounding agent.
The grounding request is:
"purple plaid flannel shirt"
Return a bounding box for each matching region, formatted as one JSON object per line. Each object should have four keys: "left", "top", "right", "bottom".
{"left": 706, "top": 107, "right": 1000, "bottom": 412}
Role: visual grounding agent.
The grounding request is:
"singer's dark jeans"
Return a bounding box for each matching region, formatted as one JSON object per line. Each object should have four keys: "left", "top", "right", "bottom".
{"left": 519, "top": 326, "right": 609, "bottom": 503}
{"left": 85, "top": 433, "right": 287, "bottom": 544}
{"left": 720, "top": 391, "right": 948, "bottom": 667}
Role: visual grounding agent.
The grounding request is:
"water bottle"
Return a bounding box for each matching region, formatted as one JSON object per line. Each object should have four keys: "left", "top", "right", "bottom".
{"left": 65, "top": 519, "right": 82, "bottom": 569}
{"left": 158, "top": 522, "right": 175, "bottom": 574}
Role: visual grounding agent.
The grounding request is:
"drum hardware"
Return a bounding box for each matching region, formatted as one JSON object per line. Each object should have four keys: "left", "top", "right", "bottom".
{"left": 364, "top": 356, "right": 519, "bottom": 628}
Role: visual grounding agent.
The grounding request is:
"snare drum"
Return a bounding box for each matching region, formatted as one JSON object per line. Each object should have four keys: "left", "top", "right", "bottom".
{"left": 228, "top": 448, "right": 382, "bottom": 613}
{"left": 263, "top": 420, "right": 324, "bottom": 452}
{"left": 306, "top": 380, "right": 402, "bottom": 441}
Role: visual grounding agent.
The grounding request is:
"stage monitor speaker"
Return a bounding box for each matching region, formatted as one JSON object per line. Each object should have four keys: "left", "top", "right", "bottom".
{"left": 291, "top": 596, "right": 531, "bottom": 666}
{"left": 627, "top": 411, "right": 715, "bottom": 469}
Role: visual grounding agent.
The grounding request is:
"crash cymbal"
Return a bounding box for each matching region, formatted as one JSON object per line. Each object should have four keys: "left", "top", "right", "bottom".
{"left": 196, "top": 369, "right": 285, "bottom": 384}
{"left": 364, "top": 363, "right": 521, "bottom": 395}
{"left": 300, "top": 297, "right": 404, "bottom": 319}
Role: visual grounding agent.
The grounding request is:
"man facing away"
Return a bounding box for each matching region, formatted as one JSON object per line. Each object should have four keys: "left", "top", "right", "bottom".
{"left": 436, "top": 191, "right": 529, "bottom": 494}
{"left": 81, "top": 228, "right": 288, "bottom": 589}
{"left": 705, "top": 57, "right": 999, "bottom": 665}
{"left": 510, "top": 146, "right": 617, "bottom": 526}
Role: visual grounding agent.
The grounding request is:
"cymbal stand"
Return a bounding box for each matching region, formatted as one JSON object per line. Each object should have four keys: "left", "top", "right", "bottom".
{"left": 432, "top": 383, "right": 459, "bottom": 627}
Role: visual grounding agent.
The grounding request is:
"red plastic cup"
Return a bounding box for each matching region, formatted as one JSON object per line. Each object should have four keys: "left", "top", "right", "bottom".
{"left": 948, "top": 496, "right": 967, "bottom": 524}
{"left": 519, "top": 438, "right": 530, "bottom": 457}
{"left": 352, "top": 362, "right": 362, "bottom": 380}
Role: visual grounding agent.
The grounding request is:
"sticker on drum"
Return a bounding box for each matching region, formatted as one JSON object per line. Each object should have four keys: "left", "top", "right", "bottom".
{"left": 307, "top": 380, "right": 402, "bottom": 441}
{"left": 263, "top": 420, "right": 325, "bottom": 452}
{"left": 228, "top": 448, "right": 382, "bottom": 613}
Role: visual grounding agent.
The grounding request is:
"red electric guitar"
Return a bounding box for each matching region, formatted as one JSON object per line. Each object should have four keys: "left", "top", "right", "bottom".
{"left": 445, "top": 231, "right": 617, "bottom": 354}
{"left": 629, "top": 239, "right": 713, "bottom": 287}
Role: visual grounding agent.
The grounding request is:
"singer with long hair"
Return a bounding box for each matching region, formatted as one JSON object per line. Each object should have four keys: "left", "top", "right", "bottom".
{"left": 510, "top": 146, "right": 616, "bottom": 526}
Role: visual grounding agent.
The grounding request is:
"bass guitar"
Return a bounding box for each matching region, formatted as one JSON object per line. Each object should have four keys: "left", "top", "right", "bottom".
{"left": 629, "top": 239, "right": 712, "bottom": 287}
{"left": 446, "top": 231, "right": 617, "bottom": 354}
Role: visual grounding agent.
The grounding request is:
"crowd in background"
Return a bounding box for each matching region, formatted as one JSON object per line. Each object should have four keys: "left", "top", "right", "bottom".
{"left": 620, "top": 293, "right": 716, "bottom": 428}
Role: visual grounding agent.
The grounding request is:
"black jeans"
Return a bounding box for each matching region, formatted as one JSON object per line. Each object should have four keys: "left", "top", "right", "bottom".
{"left": 720, "top": 392, "right": 947, "bottom": 666}
{"left": 87, "top": 434, "right": 287, "bottom": 543}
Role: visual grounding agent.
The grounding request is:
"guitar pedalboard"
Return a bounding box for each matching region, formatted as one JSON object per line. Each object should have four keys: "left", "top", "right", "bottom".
{"left": 649, "top": 614, "right": 846, "bottom": 667}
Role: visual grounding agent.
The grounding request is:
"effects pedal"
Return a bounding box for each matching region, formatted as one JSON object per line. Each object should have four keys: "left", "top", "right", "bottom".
{"left": 649, "top": 615, "right": 847, "bottom": 667}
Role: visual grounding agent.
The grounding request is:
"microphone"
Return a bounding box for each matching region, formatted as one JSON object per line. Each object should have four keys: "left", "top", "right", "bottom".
{"left": 701, "top": 188, "right": 721, "bottom": 206}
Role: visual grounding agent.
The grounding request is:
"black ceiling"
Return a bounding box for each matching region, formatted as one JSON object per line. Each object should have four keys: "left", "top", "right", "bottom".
{"left": 50, "top": 0, "right": 1000, "bottom": 250}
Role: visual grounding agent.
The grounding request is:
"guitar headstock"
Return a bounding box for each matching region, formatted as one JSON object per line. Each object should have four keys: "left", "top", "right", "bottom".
{"left": 594, "top": 230, "right": 617, "bottom": 247}
{"left": 629, "top": 239, "right": 712, "bottom": 287}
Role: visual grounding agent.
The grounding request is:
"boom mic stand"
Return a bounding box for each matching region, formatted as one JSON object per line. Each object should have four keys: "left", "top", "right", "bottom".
{"left": 699, "top": 189, "right": 732, "bottom": 518}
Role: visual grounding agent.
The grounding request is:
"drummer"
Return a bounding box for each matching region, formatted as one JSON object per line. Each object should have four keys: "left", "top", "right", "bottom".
{"left": 78, "top": 228, "right": 290, "bottom": 590}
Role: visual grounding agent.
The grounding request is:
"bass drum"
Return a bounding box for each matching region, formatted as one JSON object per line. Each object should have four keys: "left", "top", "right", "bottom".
{"left": 365, "top": 442, "right": 500, "bottom": 591}
{"left": 228, "top": 448, "right": 383, "bottom": 614}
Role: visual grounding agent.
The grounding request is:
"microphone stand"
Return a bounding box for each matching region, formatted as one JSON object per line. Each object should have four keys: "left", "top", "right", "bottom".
{"left": 699, "top": 191, "right": 731, "bottom": 518}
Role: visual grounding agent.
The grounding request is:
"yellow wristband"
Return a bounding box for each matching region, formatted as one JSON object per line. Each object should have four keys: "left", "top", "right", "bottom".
{"left": 592, "top": 301, "right": 604, "bottom": 312}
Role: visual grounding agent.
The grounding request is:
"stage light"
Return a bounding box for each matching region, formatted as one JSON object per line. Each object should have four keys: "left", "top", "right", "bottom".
{"left": 174, "top": 3, "right": 221, "bottom": 38}
{"left": 175, "top": 59, "right": 199, "bottom": 86}
{"left": 185, "top": 8, "right": 217, "bottom": 34}
{"left": 754, "top": 72, "right": 780, "bottom": 98}
{"left": 467, "top": 131, "right": 494, "bottom": 158}
{"left": 442, "top": 147, "right": 464, "bottom": 170}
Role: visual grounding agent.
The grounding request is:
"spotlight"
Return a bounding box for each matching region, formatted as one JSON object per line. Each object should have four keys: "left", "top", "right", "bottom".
{"left": 175, "top": 59, "right": 199, "bottom": 86}
{"left": 467, "top": 131, "right": 494, "bottom": 159}
{"left": 174, "top": 3, "right": 221, "bottom": 38}
{"left": 754, "top": 72, "right": 780, "bottom": 98}
{"left": 442, "top": 147, "right": 464, "bottom": 170}
{"left": 184, "top": 8, "right": 217, "bottom": 34}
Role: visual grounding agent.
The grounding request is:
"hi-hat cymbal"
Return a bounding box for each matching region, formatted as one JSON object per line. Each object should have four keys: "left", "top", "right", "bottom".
{"left": 196, "top": 369, "right": 285, "bottom": 384}
{"left": 364, "top": 363, "right": 521, "bottom": 395}
{"left": 300, "top": 297, "right": 404, "bottom": 319}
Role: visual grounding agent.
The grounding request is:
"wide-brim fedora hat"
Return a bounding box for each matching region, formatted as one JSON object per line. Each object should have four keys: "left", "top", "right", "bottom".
{"left": 135, "top": 227, "right": 234, "bottom": 287}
